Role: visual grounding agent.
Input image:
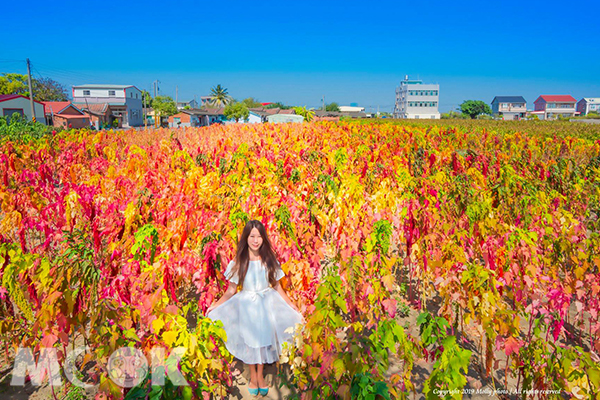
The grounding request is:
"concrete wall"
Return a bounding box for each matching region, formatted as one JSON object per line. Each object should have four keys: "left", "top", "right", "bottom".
{"left": 125, "top": 97, "right": 143, "bottom": 127}
{"left": 245, "top": 112, "right": 263, "bottom": 124}
{"left": 124, "top": 87, "right": 141, "bottom": 101}
{"left": 1, "top": 97, "right": 46, "bottom": 123}
{"left": 169, "top": 112, "right": 200, "bottom": 128}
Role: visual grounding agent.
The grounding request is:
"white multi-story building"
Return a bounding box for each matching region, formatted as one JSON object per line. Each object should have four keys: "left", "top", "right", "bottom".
{"left": 393, "top": 76, "right": 440, "bottom": 119}
{"left": 72, "top": 84, "right": 143, "bottom": 127}
{"left": 577, "top": 98, "right": 600, "bottom": 115}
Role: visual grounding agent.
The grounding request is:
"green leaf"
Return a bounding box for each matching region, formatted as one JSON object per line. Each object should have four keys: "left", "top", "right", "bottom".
{"left": 333, "top": 358, "right": 345, "bottom": 380}
{"left": 588, "top": 368, "right": 600, "bottom": 389}
{"left": 123, "top": 328, "right": 140, "bottom": 342}
{"left": 149, "top": 385, "right": 163, "bottom": 400}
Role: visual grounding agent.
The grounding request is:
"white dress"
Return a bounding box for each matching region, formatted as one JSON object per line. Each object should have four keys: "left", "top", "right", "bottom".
{"left": 207, "top": 259, "right": 303, "bottom": 365}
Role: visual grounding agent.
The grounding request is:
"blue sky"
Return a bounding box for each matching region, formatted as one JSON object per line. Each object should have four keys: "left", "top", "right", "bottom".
{"left": 2, "top": 0, "right": 599, "bottom": 112}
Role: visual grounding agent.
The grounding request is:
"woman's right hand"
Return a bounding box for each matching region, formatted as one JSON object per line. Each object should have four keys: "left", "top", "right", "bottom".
{"left": 205, "top": 305, "right": 216, "bottom": 316}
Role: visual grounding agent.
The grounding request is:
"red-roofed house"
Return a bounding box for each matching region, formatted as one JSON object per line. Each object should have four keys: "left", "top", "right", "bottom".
{"left": 43, "top": 102, "right": 90, "bottom": 128}
{"left": 533, "top": 95, "right": 578, "bottom": 120}
{"left": 0, "top": 94, "right": 46, "bottom": 123}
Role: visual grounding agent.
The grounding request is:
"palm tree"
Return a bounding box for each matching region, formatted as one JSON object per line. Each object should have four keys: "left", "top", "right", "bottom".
{"left": 208, "top": 84, "right": 232, "bottom": 108}
{"left": 293, "top": 106, "right": 315, "bottom": 122}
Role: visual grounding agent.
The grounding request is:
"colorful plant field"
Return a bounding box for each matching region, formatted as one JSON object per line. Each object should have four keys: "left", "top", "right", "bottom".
{"left": 1, "top": 121, "right": 599, "bottom": 399}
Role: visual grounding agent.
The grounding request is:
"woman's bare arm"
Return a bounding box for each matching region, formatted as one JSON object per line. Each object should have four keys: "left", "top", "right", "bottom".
{"left": 274, "top": 281, "right": 301, "bottom": 314}
{"left": 206, "top": 281, "right": 237, "bottom": 315}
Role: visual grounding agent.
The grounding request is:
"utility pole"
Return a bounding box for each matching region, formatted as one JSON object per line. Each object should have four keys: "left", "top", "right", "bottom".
{"left": 322, "top": 96, "right": 325, "bottom": 111}
{"left": 176, "top": 86, "right": 178, "bottom": 109}
{"left": 143, "top": 92, "right": 147, "bottom": 130}
{"left": 153, "top": 80, "right": 160, "bottom": 128}
{"left": 26, "top": 58, "right": 36, "bottom": 123}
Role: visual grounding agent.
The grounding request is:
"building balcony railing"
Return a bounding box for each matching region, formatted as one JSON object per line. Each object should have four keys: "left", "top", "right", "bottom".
{"left": 73, "top": 96, "right": 127, "bottom": 104}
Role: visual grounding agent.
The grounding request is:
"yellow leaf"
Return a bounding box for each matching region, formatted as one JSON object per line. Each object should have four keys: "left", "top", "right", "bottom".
{"left": 333, "top": 358, "right": 344, "bottom": 380}
{"left": 382, "top": 274, "right": 395, "bottom": 291}
{"left": 152, "top": 318, "right": 165, "bottom": 334}
{"left": 162, "top": 330, "right": 178, "bottom": 347}
{"left": 123, "top": 201, "right": 137, "bottom": 233}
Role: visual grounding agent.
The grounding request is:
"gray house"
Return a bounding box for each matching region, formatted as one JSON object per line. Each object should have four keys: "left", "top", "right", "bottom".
{"left": 72, "top": 84, "right": 143, "bottom": 127}
{"left": 176, "top": 99, "right": 199, "bottom": 110}
{"left": 577, "top": 98, "right": 600, "bottom": 115}
{"left": 491, "top": 96, "right": 527, "bottom": 120}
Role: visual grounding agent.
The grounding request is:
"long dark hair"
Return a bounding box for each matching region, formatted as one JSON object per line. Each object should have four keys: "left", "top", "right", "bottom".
{"left": 230, "top": 220, "right": 279, "bottom": 288}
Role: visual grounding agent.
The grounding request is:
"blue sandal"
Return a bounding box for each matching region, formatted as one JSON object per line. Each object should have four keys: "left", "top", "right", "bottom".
{"left": 248, "top": 387, "right": 259, "bottom": 396}
{"left": 259, "top": 387, "right": 269, "bottom": 396}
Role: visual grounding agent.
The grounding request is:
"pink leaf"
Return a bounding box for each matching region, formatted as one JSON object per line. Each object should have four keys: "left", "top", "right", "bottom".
{"left": 382, "top": 299, "right": 397, "bottom": 318}
{"left": 504, "top": 336, "right": 523, "bottom": 357}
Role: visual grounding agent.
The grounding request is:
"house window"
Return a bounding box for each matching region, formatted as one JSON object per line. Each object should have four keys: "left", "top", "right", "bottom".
{"left": 109, "top": 90, "right": 116, "bottom": 96}
{"left": 83, "top": 90, "right": 90, "bottom": 96}
{"left": 3, "top": 108, "right": 24, "bottom": 118}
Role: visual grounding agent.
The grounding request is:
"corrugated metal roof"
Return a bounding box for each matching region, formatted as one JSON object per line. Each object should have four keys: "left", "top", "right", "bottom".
{"left": 42, "top": 101, "right": 84, "bottom": 115}
{"left": 73, "top": 84, "right": 134, "bottom": 89}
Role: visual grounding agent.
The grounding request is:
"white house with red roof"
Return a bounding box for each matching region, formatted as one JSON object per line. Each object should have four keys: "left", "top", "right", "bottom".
{"left": 43, "top": 101, "right": 90, "bottom": 129}
{"left": 533, "top": 95, "right": 578, "bottom": 120}
{"left": 0, "top": 94, "right": 46, "bottom": 123}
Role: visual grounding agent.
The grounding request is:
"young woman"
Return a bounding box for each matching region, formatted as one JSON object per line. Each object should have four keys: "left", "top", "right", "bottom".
{"left": 206, "top": 220, "right": 303, "bottom": 396}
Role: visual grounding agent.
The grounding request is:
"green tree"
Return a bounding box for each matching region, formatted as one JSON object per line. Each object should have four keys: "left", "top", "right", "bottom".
{"left": 141, "top": 90, "right": 153, "bottom": 108}
{"left": 325, "top": 102, "right": 340, "bottom": 112}
{"left": 265, "top": 102, "right": 291, "bottom": 110}
{"left": 0, "top": 73, "right": 68, "bottom": 101}
{"left": 241, "top": 97, "right": 262, "bottom": 108}
{"left": 441, "top": 110, "right": 468, "bottom": 119}
{"left": 208, "top": 84, "right": 232, "bottom": 107}
{"left": 224, "top": 102, "right": 249, "bottom": 122}
{"left": 293, "top": 106, "right": 315, "bottom": 122}
{"left": 153, "top": 96, "right": 177, "bottom": 117}
{"left": 33, "top": 77, "right": 68, "bottom": 101}
{"left": 0, "top": 73, "right": 30, "bottom": 96}
{"left": 459, "top": 100, "right": 492, "bottom": 119}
